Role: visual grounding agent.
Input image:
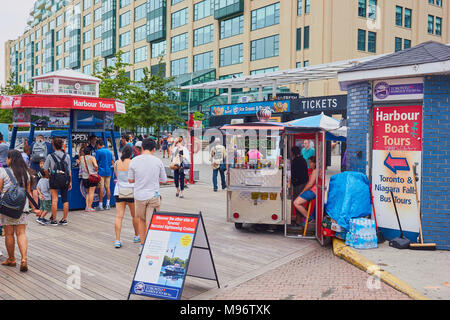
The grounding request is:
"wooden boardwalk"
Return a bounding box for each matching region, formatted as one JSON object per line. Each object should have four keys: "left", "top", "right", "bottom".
{"left": 0, "top": 183, "right": 316, "bottom": 300}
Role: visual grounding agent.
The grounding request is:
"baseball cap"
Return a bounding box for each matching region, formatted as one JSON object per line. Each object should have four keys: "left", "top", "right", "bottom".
{"left": 135, "top": 141, "right": 142, "bottom": 148}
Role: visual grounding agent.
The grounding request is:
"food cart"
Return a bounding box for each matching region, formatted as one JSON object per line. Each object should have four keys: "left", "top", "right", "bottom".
{"left": 0, "top": 69, "right": 125, "bottom": 210}
{"left": 221, "top": 112, "right": 346, "bottom": 246}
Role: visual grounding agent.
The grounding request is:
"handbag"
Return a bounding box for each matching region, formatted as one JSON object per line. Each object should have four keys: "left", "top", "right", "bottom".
{"left": 170, "top": 153, "right": 181, "bottom": 170}
{"left": 83, "top": 156, "right": 101, "bottom": 185}
{"left": 114, "top": 162, "right": 133, "bottom": 199}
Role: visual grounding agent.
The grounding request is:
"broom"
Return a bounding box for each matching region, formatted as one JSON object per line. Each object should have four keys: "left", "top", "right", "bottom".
{"left": 409, "top": 164, "right": 436, "bottom": 251}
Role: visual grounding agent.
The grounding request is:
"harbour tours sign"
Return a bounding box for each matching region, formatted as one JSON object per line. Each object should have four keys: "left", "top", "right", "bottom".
{"left": 128, "top": 211, "right": 219, "bottom": 300}
{"left": 371, "top": 105, "right": 422, "bottom": 240}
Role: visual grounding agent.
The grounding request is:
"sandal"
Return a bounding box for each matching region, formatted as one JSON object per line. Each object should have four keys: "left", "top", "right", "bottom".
{"left": 114, "top": 240, "right": 122, "bottom": 248}
{"left": 2, "top": 258, "right": 17, "bottom": 267}
{"left": 20, "top": 260, "right": 28, "bottom": 272}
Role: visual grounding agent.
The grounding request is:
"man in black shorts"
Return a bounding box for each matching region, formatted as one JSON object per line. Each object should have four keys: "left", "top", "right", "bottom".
{"left": 43, "top": 138, "right": 72, "bottom": 226}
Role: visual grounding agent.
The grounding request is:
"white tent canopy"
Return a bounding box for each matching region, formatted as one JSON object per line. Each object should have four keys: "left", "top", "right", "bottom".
{"left": 181, "top": 54, "right": 387, "bottom": 102}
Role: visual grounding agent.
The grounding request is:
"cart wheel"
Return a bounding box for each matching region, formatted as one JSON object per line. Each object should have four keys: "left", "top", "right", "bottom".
{"left": 234, "top": 223, "right": 243, "bottom": 230}
{"left": 322, "top": 236, "right": 332, "bottom": 247}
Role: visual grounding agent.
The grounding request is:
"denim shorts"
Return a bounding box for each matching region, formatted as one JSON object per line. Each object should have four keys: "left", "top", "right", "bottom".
{"left": 299, "top": 190, "right": 316, "bottom": 201}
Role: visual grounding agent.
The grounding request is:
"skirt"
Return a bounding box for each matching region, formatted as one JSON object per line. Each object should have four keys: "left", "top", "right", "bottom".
{"left": 1, "top": 212, "right": 28, "bottom": 226}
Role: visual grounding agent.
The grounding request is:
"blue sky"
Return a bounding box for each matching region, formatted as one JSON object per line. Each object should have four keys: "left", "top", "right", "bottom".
{"left": 0, "top": 0, "right": 35, "bottom": 86}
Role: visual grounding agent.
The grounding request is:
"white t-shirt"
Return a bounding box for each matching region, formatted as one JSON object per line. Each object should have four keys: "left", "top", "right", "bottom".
{"left": 128, "top": 154, "right": 167, "bottom": 201}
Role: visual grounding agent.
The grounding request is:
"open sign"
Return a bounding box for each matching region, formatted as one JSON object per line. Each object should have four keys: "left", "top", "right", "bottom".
{"left": 72, "top": 133, "right": 89, "bottom": 143}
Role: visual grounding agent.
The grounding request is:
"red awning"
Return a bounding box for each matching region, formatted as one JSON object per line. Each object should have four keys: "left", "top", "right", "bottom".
{"left": 0, "top": 94, "right": 125, "bottom": 114}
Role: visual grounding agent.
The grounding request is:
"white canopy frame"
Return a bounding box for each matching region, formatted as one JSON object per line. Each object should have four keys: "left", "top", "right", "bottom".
{"left": 181, "top": 55, "right": 387, "bottom": 102}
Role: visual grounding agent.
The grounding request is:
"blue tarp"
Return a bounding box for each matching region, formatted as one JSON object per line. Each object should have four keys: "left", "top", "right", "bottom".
{"left": 325, "top": 171, "right": 372, "bottom": 230}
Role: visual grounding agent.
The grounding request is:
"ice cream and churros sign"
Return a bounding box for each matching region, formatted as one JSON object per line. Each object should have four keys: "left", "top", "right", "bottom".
{"left": 211, "top": 100, "right": 290, "bottom": 116}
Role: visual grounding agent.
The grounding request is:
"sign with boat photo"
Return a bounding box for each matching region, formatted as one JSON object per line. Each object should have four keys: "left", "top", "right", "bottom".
{"left": 128, "top": 212, "right": 219, "bottom": 300}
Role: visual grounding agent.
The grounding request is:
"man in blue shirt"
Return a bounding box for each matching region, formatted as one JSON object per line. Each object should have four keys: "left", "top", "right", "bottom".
{"left": 301, "top": 139, "right": 315, "bottom": 169}
{"left": 96, "top": 139, "right": 113, "bottom": 210}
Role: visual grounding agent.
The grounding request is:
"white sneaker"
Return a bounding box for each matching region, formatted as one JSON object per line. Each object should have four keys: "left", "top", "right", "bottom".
{"left": 105, "top": 204, "right": 111, "bottom": 210}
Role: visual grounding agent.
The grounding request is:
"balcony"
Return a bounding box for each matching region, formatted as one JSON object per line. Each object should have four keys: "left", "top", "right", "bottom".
{"left": 36, "top": 0, "right": 45, "bottom": 9}
{"left": 214, "top": 0, "right": 244, "bottom": 20}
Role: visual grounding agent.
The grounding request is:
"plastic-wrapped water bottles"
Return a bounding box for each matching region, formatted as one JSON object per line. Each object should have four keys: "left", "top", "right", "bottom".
{"left": 345, "top": 218, "right": 377, "bottom": 249}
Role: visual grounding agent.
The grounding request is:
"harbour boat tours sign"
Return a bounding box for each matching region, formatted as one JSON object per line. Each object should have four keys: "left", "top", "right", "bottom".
{"left": 128, "top": 212, "right": 219, "bottom": 300}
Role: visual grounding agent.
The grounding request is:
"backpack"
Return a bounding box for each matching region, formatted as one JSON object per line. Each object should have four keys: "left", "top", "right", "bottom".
{"left": 31, "top": 141, "right": 48, "bottom": 163}
{"left": 0, "top": 168, "right": 27, "bottom": 219}
{"left": 49, "top": 153, "right": 71, "bottom": 189}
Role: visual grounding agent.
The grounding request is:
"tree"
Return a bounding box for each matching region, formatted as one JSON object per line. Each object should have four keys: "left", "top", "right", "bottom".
{"left": 93, "top": 51, "right": 137, "bottom": 130}
{"left": 0, "top": 73, "right": 33, "bottom": 123}
{"left": 128, "top": 63, "right": 182, "bottom": 137}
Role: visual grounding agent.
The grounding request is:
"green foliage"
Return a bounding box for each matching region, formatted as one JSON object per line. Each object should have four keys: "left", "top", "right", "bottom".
{"left": 0, "top": 73, "right": 33, "bottom": 124}
{"left": 94, "top": 53, "right": 183, "bottom": 133}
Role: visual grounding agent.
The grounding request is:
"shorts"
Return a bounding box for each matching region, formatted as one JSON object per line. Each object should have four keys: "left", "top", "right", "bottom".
{"left": 98, "top": 176, "right": 111, "bottom": 189}
{"left": 115, "top": 196, "right": 134, "bottom": 203}
{"left": 299, "top": 190, "right": 316, "bottom": 201}
{"left": 162, "top": 144, "right": 168, "bottom": 150}
{"left": 50, "top": 187, "right": 69, "bottom": 203}
{"left": 135, "top": 197, "right": 161, "bottom": 221}
{"left": 82, "top": 178, "right": 98, "bottom": 189}
{"left": 40, "top": 199, "right": 52, "bottom": 212}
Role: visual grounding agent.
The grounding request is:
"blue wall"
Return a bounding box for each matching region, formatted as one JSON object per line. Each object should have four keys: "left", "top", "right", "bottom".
{"left": 345, "top": 76, "right": 449, "bottom": 250}
{"left": 421, "top": 75, "right": 450, "bottom": 250}
{"left": 345, "top": 82, "right": 372, "bottom": 174}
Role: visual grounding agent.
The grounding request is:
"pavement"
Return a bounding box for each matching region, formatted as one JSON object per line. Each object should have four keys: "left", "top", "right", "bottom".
{"left": 157, "top": 150, "right": 449, "bottom": 300}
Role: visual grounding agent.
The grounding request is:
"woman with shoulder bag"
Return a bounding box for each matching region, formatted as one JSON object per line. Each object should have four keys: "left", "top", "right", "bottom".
{"left": 0, "top": 150, "right": 36, "bottom": 272}
{"left": 80, "top": 148, "right": 100, "bottom": 212}
{"left": 171, "top": 137, "right": 190, "bottom": 199}
{"left": 113, "top": 145, "right": 139, "bottom": 248}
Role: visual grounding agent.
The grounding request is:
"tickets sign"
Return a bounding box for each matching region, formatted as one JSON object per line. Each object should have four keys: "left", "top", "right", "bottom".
{"left": 372, "top": 105, "right": 422, "bottom": 240}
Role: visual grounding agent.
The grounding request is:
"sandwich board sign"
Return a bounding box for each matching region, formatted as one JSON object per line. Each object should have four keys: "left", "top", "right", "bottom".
{"left": 128, "top": 211, "right": 219, "bottom": 300}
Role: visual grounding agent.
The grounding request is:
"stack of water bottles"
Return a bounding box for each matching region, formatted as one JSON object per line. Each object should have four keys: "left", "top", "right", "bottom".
{"left": 345, "top": 218, "right": 378, "bottom": 249}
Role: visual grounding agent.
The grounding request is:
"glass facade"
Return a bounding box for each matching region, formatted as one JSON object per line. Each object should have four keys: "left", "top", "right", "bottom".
{"left": 193, "top": 51, "right": 213, "bottom": 72}
{"left": 151, "top": 40, "right": 166, "bottom": 58}
{"left": 171, "top": 57, "right": 188, "bottom": 76}
{"left": 171, "top": 33, "right": 188, "bottom": 53}
{"left": 146, "top": 0, "right": 166, "bottom": 42}
{"left": 251, "top": 2, "right": 280, "bottom": 31}
{"left": 214, "top": 0, "right": 244, "bottom": 20}
{"left": 194, "top": 24, "right": 214, "bottom": 46}
{"left": 44, "top": 30, "right": 55, "bottom": 73}
{"left": 250, "top": 35, "right": 279, "bottom": 61}
{"left": 101, "top": 0, "right": 116, "bottom": 58}
{"left": 171, "top": 7, "right": 188, "bottom": 29}
{"left": 219, "top": 43, "right": 243, "bottom": 66}
{"left": 194, "top": 0, "right": 213, "bottom": 21}
{"left": 220, "top": 15, "right": 243, "bottom": 39}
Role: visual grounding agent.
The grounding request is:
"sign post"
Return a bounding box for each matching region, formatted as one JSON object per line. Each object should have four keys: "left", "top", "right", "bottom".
{"left": 371, "top": 105, "right": 422, "bottom": 241}
{"left": 128, "top": 211, "right": 219, "bottom": 300}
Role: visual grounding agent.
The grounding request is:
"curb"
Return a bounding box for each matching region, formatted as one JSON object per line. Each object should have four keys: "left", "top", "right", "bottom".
{"left": 332, "top": 238, "right": 429, "bottom": 300}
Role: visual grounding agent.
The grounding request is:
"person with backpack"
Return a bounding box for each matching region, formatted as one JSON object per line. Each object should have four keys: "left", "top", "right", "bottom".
{"left": 0, "top": 150, "right": 36, "bottom": 272}
{"left": 30, "top": 135, "right": 53, "bottom": 172}
{"left": 0, "top": 133, "right": 10, "bottom": 168}
{"left": 210, "top": 137, "right": 227, "bottom": 192}
{"left": 43, "top": 138, "right": 72, "bottom": 226}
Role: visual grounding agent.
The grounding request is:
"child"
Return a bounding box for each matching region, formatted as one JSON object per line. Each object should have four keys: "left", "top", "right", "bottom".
{"left": 36, "top": 169, "right": 52, "bottom": 225}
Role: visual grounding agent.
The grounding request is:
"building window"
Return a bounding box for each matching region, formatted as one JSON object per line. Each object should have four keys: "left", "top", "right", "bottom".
{"left": 83, "top": 30, "right": 91, "bottom": 44}
{"left": 357, "top": 29, "right": 366, "bottom": 51}
{"left": 194, "top": 25, "right": 214, "bottom": 46}
{"left": 83, "top": 0, "right": 91, "bottom": 10}
{"left": 84, "top": 13, "right": 92, "bottom": 27}
{"left": 94, "top": 25, "right": 102, "bottom": 39}
{"left": 305, "top": 0, "right": 310, "bottom": 13}
{"left": 83, "top": 47, "right": 91, "bottom": 60}
{"left": 220, "top": 15, "right": 243, "bottom": 39}
{"left": 194, "top": 0, "right": 212, "bottom": 21}
{"left": 193, "top": 51, "right": 213, "bottom": 72}
{"left": 304, "top": 26, "right": 310, "bottom": 49}
{"left": 296, "top": 28, "right": 302, "bottom": 51}
{"left": 172, "top": 8, "right": 188, "bottom": 29}
{"left": 120, "top": 0, "right": 130, "bottom": 8}
{"left": 404, "top": 8, "right": 412, "bottom": 28}
{"left": 83, "top": 64, "right": 91, "bottom": 75}
{"left": 122, "top": 51, "right": 131, "bottom": 64}
{"left": 297, "top": 0, "right": 303, "bottom": 15}
{"left": 395, "top": 6, "right": 403, "bottom": 27}
{"left": 395, "top": 37, "right": 402, "bottom": 52}
{"left": 56, "top": 30, "right": 63, "bottom": 42}
{"left": 134, "top": 68, "right": 145, "bottom": 81}
{"left": 56, "top": 15, "right": 63, "bottom": 27}
{"left": 135, "top": 4, "right": 146, "bottom": 22}
{"left": 171, "top": 57, "right": 188, "bottom": 76}
{"left": 94, "top": 8, "right": 102, "bottom": 21}
{"left": 220, "top": 43, "right": 243, "bottom": 67}
{"left": 358, "top": 0, "right": 366, "bottom": 18}
{"left": 172, "top": 0, "right": 184, "bottom": 4}
{"left": 56, "top": 60, "right": 62, "bottom": 70}
{"left": 368, "top": 31, "right": 376, "bottom": 53}
{"left": 120, "top": 11, "right": 131, "bottom": 28}
{"left": 251, "top": 35, "right": 279, "bottom": 61}
{"left": 304, "top": 60, "right": 310, "bottom": 67}
{"left": 171, "top": 33, "right": 188, "bottom": 53}
{"left": 134, "top": 46, "right": 148, "bottom": 63}
{"left": 134, "top": 25, "right": 147, "bottom": 42}
{"left": 428, "top": 15, "right": 434, "bottom": 34}
{"left": 151, "top": 40, "right": 166, "bottom": 58}
{"left": 56, "top": 45, "right": 62, "bottom": 56}
{"left": 251, "top": 2, "right": 280, "bottom": 31}
{"left": 404, "top": 39, "right": 411, "bottom": 50}
{"left": 368, "top": 0, "right": 376, "bottom": 20}
{"left": 250, "top": 67, "right": 278, "bottom": 75}
{"left": 120, "top": 31, "right": 131, "bottom": 47}
{"left": 94, "top": 43, "right": 102, "bottom": 57}
{"left": 436, "top": 17, "right": 442, "bottom": 36}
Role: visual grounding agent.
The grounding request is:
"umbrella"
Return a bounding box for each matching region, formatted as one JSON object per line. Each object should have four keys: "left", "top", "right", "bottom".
{"left": 286, "top": 112, "right": 340, "bottom": 130}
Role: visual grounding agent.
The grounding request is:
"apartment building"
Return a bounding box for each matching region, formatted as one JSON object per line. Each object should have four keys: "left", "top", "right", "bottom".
{"left": 4, "top": 0, "right": 449, "bottom": 114}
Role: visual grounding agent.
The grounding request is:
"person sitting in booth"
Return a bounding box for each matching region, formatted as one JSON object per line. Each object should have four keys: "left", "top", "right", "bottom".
{"left": 293, "top": 156, "right": 317, "bottom": 226}
{"left": 301, "top": 139, "right": 315, "bottom": 168}
{"left": 85, "top": 135, "right": 98, "bottom": 158}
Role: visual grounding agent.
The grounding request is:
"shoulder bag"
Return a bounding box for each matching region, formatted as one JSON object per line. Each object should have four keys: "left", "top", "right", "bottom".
{"left": 84, "top": 156, "right": 101, "bottom": 185}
